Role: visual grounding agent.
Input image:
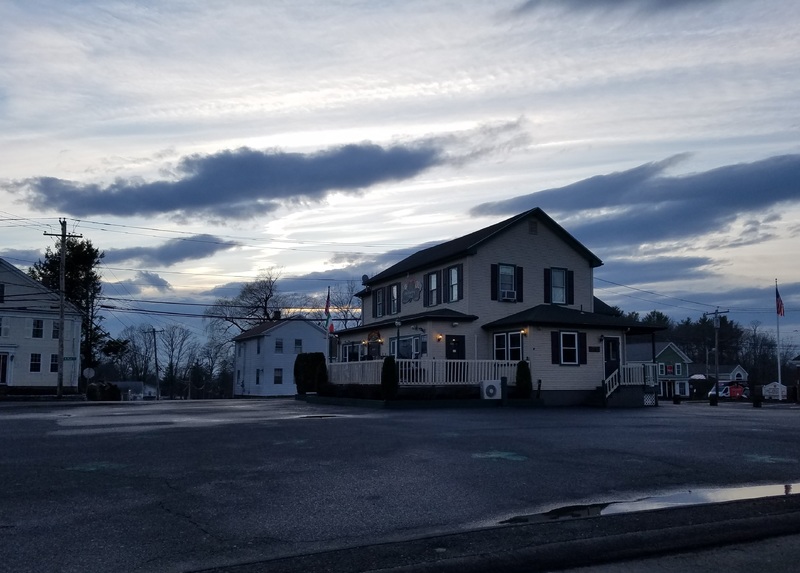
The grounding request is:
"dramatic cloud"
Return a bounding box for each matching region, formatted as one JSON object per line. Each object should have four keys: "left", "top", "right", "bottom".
{"left": 471, "top": 154, "right": 800, "bottom": 249}
{"left": 105, "top": 234, "right": 240, "bottom": 266}
{"left": 11, "top": 142, "right": 446, "bottom": 220}
{"left": 104, "top": 271, "right": 172, "bottom": 296}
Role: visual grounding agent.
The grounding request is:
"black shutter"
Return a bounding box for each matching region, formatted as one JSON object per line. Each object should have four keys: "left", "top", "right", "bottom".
{"left": 491, "top": 264, "right": 498, "bottom": 301}
{"left": 457, "top": 265, "right": 464, "bottom": 301}
{"left": 544, "top": 269, "right": 552, "bottom": 303}
{"left": 442, "top": 271, "right": 450, "bottom": 303}
{"left": 578, "top": 332, "right": 587, "bottom": 364}
{"left": 423, "top": 274, "right": 429, "bottom": 307}
{"left": 516, "top": 266, "right": 524, "bottom": 302}
{"left": 436, "top": 270, "right": 443, "bottom": 305}
{"left": 551, "top": 331, "right": 561, "bottom": 364}
{"left": 567, "top": 271, "right": 575, "bottom": 305}
{"left": 395, "top": 283, "right": 401, "bottom": 313}
{"left": 371, "top": 289, "right": 377, "bottom": 318}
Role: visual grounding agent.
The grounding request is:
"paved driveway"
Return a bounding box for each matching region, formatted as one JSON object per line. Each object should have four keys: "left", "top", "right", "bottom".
{"left": 1, "top": 399, "right": 798, "bottom": 572}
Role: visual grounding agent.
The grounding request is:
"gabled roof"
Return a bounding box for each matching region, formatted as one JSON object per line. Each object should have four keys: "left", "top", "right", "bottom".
{"left": 482, "top": 304, "right": 665, "bottom": 335}
{"left": 627, "top": 342, "right": 693, "bottom": 363}
{"left": 364, "top": 207, "right": 603, "bottom": 286}
{"left": 0, "top": 257, "right": 82, "bottom": 315}
{"left": 232, "top": 320, "right": 327, "bottom": 342}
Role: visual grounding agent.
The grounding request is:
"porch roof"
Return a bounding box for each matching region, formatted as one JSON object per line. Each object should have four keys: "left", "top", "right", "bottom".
{"left": 336, "top": 309, "right": 479, "bottom": 336}
{"left": 482, "top": 304, "right": 665, "bottom": 335}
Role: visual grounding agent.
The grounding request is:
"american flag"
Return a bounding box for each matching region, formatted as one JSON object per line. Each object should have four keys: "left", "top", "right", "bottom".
{"left": 776, "top": 286, "right": 785, "bottom": 317}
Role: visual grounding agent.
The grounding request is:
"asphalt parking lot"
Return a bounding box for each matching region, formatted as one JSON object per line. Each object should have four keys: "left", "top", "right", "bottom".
{"left": 1, "top": 398, "right": 799, "bottom": 572}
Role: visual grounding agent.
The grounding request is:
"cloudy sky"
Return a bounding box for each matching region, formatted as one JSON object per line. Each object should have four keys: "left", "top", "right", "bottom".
{"left": 1, "top": 0, "right": 798, "bottom": 345}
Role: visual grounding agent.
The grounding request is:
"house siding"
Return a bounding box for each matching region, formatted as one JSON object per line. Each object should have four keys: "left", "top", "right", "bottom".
{"left": 0, "top": 259, "right": 82, "bottom": 390}
{"left": 234, "top": 321, "right": 328, "bottom": 397}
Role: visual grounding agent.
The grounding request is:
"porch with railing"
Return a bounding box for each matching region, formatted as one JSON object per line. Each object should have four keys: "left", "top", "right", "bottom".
{"left": 604, "top": 363, "right": 659, "bottom": 398}
{"left": 328, "top": 359, "right": 520, "bottom": 386}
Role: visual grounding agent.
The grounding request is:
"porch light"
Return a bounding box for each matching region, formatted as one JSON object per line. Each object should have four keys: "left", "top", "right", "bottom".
{"left": 520, "top": 328, "right": 528, "bottom": 336}
{"left": 436, "top": 334, "right": 443, "bottom": 342}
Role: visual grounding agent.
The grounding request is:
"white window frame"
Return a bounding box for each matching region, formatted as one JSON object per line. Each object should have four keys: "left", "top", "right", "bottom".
{"left": 275, "top": 338, "right": 283, "bottom": 353}
{"left": 560, "top": 332, "right": 578, "bottom": 365}
{"left": 294, "top": 339, "right": 303, "bottom": 353}
{"left": 675, "top": 363, "right": 682, "bottom": 376}
{"left": 50, "top": 354, "right": 59, "bottom": 373}
{"left": 375, "top": 288, "right": 385, "bottom": 317}
{"left": 551, "top": 268, "right": 567, "bottom": 304}
{"left": 274, "top": 368, "right": 283, "bottom": 384}
{"left": 30, "top": 353, "right": 42, "bottom": 373}
{"left": 390, "top": 283, "right": 400, "bottom": 314}
{"left": 658, "top": 363, "right": 666, "bottom": 376}
{"left": 32, "top": 319, "right": 44, "bottom": 339}
{"left": 426, "top": 272, "right": 439, "bottom": 307}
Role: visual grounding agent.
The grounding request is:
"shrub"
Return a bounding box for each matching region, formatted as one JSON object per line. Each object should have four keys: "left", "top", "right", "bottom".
{"left": 515, "top": 360, "right": 533, "bottom": 399}
{"left": 381, "top": 356, "right": 399, "bottom": 400}
{"left": 294, "top": 352, "right": 328, "bottom": 394}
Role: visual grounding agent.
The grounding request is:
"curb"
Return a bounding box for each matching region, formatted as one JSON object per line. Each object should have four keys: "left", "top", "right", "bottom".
{"left": 195, "top": 494, "right": 800, "bottom": 573}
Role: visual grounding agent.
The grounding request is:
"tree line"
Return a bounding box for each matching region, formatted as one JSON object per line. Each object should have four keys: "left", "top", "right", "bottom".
{"left": 622, "top": 309, "right": 797, "bottom": 385}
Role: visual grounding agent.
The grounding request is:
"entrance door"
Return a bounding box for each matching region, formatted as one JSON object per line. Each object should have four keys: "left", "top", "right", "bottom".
{"left": 445, "top": 335, "right": 466, "bottom": 383}
{"left": 603, "top": 337, "right": 620, "bottom": 379}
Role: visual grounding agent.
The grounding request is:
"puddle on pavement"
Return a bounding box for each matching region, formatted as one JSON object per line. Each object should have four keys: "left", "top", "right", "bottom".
{"left": 297, "top": 414, "right": 340, "bottom": 419}
{"left": 499, "top": 481, "right": 800, "bottom": 524}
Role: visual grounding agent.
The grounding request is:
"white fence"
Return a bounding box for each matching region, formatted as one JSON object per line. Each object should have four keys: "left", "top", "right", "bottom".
{"left": 606, "top": 363, "right": 658, "bottom": 397}
{"left": 328, "top": 359, "right": 519, "bottom": 386}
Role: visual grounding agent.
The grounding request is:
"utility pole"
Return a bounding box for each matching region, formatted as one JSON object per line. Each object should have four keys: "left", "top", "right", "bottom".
{"left": 44, "top": 219, "right": 81, "bottom": 398}
{"left": 703, "top": 307, "right": 729, "bottom": 406}
{"left": 151, "top": 328, "right": 163, "bottom": 400}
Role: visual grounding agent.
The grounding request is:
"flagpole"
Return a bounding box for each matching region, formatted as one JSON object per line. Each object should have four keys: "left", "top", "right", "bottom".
{"left": 776, "top": 279, "right": 782, "bottom": 386}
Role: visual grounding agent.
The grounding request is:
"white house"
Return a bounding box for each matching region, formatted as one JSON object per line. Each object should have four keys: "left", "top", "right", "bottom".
{"left": 233, "top": 320, "right": 329, "bottom": 397}
{"left": 0, "top": 257, "right": 82, "bottom": 394}
{"left": 334, "top": 207, "right": 663, "bottom": 406}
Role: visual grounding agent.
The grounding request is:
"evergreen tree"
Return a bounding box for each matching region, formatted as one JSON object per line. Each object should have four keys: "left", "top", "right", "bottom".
{"left": 28, "top": 238, "right": 106, "bottom": 378}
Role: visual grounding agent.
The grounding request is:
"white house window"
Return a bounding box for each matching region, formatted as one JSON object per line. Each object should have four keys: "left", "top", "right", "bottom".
{"left": 445, "top": 265, "right": 463, "bottom": 302}
{"left": 32, "top": 319, "right": 44, "bottom": 338}
{"left": 30, "top": 353, "right": 42, "bottom": 373}
{"left": 256, "top": 338, "right": 261, "bottom": 354}
{"left": 274, "top": 368, "right": 283, "bottom": 384}
{"left": 494, "top": 332, "right": 522, "bottom": 361}
{"left": 50, "top": 354, "right": 59, "bottom": 373}
{"left": 675, "top": 363, "right": 682, "bottom": 376}
{"left": 0, "top": 317, "right": 8, "bottom": 337}
{"left": 294, "top": 339, "right": 303, "bottom": 353}
{"left": 499, "top": 264, "right": 515, "bottom": 292}
{"left": 658, "top": 363, "right": 666, "bottom": 376}
{"left": 560, "top": 332, "right": 578, "bottom": 365}
{"left": 52, "top": 321, "right": 60, "bottom": 339}
{"left": 375, "top": 288, "right": 385, "bottom": 317}
{"left": 255, "top": 369, "right": 260, "bottom": 385}
{"left": 551, "top": 268, "right": 566, "bottom": 304}
{"left": 0, "top": 283, "right": 4, "bottom": 303}
{"left": 390, "top": 283, "right": 400, "bottom": 314}
{"left": 425, "top": 271, "right": 439, "bottom": 307}
{"left": 275, "top": 338, "right": 283, "bottom": 353}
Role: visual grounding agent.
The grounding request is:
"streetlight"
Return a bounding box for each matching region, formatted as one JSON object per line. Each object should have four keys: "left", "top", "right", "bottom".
{"left": 395, "top": 320, "right": 401, "bottom": 360}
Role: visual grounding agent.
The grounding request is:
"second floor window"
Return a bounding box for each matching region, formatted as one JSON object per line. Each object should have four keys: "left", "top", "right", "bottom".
{"left": 52, "top": 321, "right": 60, "bottom": 339}
{"left": 294, "top": 339, "right": 303, "bottom": 353}
{"left": 390, "top": 283, "right": 400, "bottom": 314}
{"left": 256, "top": 338, "right": 261, "bottom": 354}
{"left": 544, "top": 268, "right": 573, "bottom": 305}
{"left": 492, "top": 264, "right": 523, "bottom": 302}
{"left": 275, "top": 338, "right": 283, "bottom": 353}
{"left": 424, "top": 271, "right": 440, "bottom": 307}
{"left": 375, "top": 288, "right": 385, "bottom": 317}
{"left": 32, "top": 319, "right": 44, "bottom": 338}
{"left": 444, "top": 264, "right": 463, "bottom": 303}
{"left": 0, "top": 317, "right": 8, "bottom": 337}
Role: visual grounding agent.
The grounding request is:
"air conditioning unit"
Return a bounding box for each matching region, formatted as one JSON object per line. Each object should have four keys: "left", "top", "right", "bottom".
{"left": 480, "top": 379, "right": 502, "bottom": 400}
{"left": 500, "top": 290, "right": 517, "bottom": 301}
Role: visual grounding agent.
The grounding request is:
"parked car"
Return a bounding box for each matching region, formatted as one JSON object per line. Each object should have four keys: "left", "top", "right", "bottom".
{"left": 708, "top": 385, "right": 730, "bottom": 398}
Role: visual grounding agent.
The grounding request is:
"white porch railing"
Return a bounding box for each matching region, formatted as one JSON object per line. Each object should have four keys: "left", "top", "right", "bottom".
{"left": 605, "top": 363, "right": 658, "bottom": 398}
{"left": 328, "top": 359, "right": 519, "bottom": 386}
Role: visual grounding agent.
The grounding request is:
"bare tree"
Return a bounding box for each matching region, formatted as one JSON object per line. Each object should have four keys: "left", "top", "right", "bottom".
{"left": 205, "top": 268, "right": 285, "bottom": 334}
{"left": 159, "top": 324, "right": 197, "bottom": 398}
{"left": 329, "top": 280, "right": 362, "bottom": 330}
{"left": 118, "top": 324, "right": 155, "bottom": 384}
